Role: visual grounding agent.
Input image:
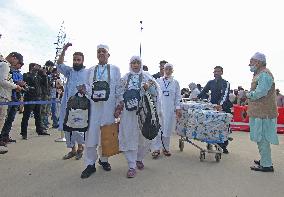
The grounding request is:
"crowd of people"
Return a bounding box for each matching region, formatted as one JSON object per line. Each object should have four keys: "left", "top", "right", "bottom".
{"left": 0, "top": 53, "right": 64, "bottom": 151}
{"left": 0, "top": 42, "right": 281, "bottom": 177}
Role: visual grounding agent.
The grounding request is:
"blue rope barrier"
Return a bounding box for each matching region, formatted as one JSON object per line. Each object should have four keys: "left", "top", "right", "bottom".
{"left": 0, "top": 100, "right": 60, "bottom": 106}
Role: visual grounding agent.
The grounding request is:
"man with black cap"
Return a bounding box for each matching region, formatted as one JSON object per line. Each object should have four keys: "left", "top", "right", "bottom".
{"left": 152, "top": 60, "right": 168, "bottom": 79}
{"left": 0, "top": 52, "right": 24, "bottom": 153}
{"left": 1, "top": 53, "right": 26, "bottom": 143}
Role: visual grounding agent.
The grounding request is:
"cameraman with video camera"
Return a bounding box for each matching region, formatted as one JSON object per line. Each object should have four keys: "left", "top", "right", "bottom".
{"left": 40, "top": 61, "right": 54, "bottom": 129}
{"left": 49, "top": 67, "right": 62, "bottom": 128}
{"left": 20, "top": 63, "right": 50, "bottom": 139}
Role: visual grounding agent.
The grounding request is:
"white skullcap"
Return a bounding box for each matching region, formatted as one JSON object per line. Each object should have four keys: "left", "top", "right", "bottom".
{"left": 164, "top": 63, "right": 173, "bottom": 69}
{"left": 97, "top": 44, "right": 109, "bottom": 52}
{"left": 251, "top": 52, "right": 266, "bottom": 63}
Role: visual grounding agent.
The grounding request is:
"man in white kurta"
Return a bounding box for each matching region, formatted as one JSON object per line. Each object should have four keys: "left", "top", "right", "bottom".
{"left": 81, "top": 44, "right": 121, "bottom": 179}
{"left": 57, "top": 43, "right": 88, "bottom": 160}
{"left": 152, "top": 63, "right": 182, "bottom": 158}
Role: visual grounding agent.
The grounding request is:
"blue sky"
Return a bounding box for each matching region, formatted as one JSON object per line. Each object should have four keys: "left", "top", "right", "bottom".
{"left": 1, "top": 0, "right": 284, "bottom": 91}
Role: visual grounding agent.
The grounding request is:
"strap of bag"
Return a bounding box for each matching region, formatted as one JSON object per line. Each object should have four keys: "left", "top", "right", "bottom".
{"left": 93, "top": 64, "right": 110, "bottom": 83}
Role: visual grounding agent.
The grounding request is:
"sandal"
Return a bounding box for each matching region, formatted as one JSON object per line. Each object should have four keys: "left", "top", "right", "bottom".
{"left": 62, "top": 151, "right": 76, "bottom": 160}
{"left": 75, "top": 148, "right": 84, "bottom": 160}
{"left": 163, "top": 149, "right": 172, "bottom": 157}
{"left": 136, "top": 161, "right": 144, "bottom": 170}
{"left": 127, "top": 168, "right": 136, "bottom": 178}
{"left": 152, "top": 150, "right": 160, "bottom": 159}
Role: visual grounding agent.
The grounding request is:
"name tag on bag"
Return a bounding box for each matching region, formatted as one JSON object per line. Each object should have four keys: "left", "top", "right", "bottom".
{"left": 92, "top": 90, "right": 107, "bottom": 99}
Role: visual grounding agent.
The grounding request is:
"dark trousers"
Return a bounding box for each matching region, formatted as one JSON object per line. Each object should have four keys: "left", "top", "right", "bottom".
{"left": 1, "top": 105, "right": 18, "bottom": 138}
{"left": 217, "top": 140, "right": 229, "bottom": 150}
{"left": 20, "top": 104, "right": 44, "bottom": 136}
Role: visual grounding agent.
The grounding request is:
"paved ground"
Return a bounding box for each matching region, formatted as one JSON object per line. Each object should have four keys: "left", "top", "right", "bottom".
{"left": 0, "top": 114, "right": 284, "bottom": 197}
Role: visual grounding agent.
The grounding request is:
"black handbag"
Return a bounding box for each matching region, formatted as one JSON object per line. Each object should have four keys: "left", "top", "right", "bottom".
{"left": 91, "top": 65, "right": 110, "bottom": 102}
{"left": 63, "top": 92, "right": 90, "bottom": 133}
{"left": 123, "top": 74, "right": 142, "bottom": 111}
{"left": 137, "top": 91, "right": 160, "bottom": 140}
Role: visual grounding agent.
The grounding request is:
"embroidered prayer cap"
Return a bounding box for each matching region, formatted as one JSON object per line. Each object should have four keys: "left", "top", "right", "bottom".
{"left": 164, "top": 63, "right": 173, "bottom": 69}
{"left": 97, "top": 44, "right": 109, "bottom": 52}
{"left": 251, "top": 52, "right": 266, "bottom": 63}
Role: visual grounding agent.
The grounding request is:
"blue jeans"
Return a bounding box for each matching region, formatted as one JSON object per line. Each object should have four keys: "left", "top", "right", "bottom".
{"left": 1, "top": 104, "right": 18, "bottom": 138}
{"left": 51, "top": 98, "right": 58, "bottom": 126}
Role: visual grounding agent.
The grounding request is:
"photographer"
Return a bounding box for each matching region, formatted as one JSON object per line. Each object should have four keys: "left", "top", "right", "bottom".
{"left": 49, "top": 67, "right": 62, "bottom": 128}
{"left": 20, "top": 63, "right": 50, "bottom": 139}
{"left": 1, "top": 57, "right": 26, "bottom": 143}
{"left": 40, "top": 61, "right": 54, "bottom": 129}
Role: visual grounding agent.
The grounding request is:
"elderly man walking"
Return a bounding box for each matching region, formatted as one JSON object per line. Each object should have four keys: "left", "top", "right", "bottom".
{"left": 81, "top": 44, "right": 121, "bottom": 179}
{"left": 247, "top": 52, "right": 279, "bottom": 172}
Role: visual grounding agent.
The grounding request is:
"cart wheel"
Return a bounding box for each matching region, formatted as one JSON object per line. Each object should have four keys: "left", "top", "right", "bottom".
{"left": 200, "top": 152, "right": 205, "bottom": 162}
{"left": 215, "top": 153, "right": 221, "bottom": 162}
{"left": 179, "top": 139, "right": 184, "bottom": 152}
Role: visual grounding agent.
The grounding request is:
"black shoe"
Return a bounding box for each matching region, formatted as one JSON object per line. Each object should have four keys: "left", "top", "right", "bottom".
{"left": 223, "top": 148, "right": 229, "bottom": 154}
{"left": 250, "top": 165, "right": 274, "bottom": 172}
{"left": 254, "top": 160, "right": 260, "bottom": 166}
{"left": 38, "top": 132, "right": 50, "bottom": 136}
{"left": 0, "top": 141, "right": 7, "bottom": 147}
{"left": 6, "top": 137, "right": 17, "bottom": 143}
{"left": 228, "top": 137, "right": 233, "bottom": 141}
{"left": 52, "top": 125, "right": 59, "bottom": 129}
{"left": 22, "top": 135, "right": 27, "bottom": 140}
{"left": 81, "top": 165, "right": 96, "bottom": 179}
{"left": 98, "top": 159, "right": 111, "bottom": 171}
{"left": 206, "top": 144, "right": 213, "bottom": 150}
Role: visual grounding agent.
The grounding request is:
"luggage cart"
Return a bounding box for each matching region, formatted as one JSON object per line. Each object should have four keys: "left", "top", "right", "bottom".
{"left": 178, "top": 136, "right": 223, "bottom": 162}
{"left": 176, "top": 101, "right": 232, "bottom": 162}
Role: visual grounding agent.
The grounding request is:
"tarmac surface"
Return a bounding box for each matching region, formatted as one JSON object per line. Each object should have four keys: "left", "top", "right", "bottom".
{"left": 0, "top": 114, "right": 284, "bottom": 197}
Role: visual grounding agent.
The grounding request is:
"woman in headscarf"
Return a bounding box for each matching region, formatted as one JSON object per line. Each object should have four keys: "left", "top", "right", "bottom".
{"left": 152, "top": 63, "right": 182, "bottom": 159}
{"left": 114, "top": 56, "right": 162, "bottom": 178}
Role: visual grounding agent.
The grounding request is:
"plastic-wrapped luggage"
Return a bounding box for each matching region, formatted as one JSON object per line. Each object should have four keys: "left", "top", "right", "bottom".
{"left": 176, "top": 106, "right": 232, "bottom": 143}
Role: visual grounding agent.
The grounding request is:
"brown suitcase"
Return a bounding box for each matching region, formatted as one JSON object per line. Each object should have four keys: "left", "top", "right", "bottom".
{"left": 101, "top": 123, "right": 120, "bottom": 157}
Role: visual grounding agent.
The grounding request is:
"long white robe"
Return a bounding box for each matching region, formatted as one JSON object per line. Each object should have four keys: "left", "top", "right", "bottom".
{"left": 57, "top": 64, "right": 90, "bottom": 131}
{"left": 156, "top": 76, "right": 181, "bottom": 137}
{"left": 117, "top": 72, "right": 162, "bottom": 151}
{"left": 85, "top": 64, "right": 121, "bottom": 147}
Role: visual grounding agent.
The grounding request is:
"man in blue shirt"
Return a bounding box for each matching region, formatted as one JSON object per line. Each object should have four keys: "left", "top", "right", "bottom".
{"left": 198, "top": 66, "right": 233, "bottom": 153}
